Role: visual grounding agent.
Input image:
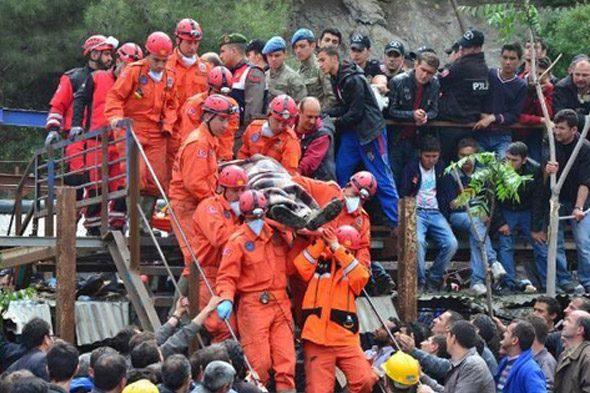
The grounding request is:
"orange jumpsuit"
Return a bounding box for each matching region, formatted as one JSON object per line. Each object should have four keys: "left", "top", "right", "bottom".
{"left": 189, "top": 194, "right": 240, "bottom": 342}
{"left": 216, "top": 221, "right": 296, "bottom": 391}
{"left": 169, "top": 124, "right": 219, "bottom": 264}
{"left": 294, "top": 239, "right": 376, "bottom": 393}
{"left": 167, "top": 49, "right": 211, "bottom": 175}
{"left": 238, "top": 120, "right": 301, "bottom": 174}
{"left": 104, "top": 59, "right": 178, "bottom": 196}
{"left": 178, "top": 91, "right": 239, "bottom": 161}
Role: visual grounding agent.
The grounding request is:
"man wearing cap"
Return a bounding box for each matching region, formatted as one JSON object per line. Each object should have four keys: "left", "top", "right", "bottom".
{"left": 246, "top": 39, "right": 268, "bottom": 71}
{"left": 263, "top": 36, "right": 307, "bottom": 103}
{"left": 317, "top": 46, "right": 399, "bottom": 227}
{"left": 438, "top": 28, "right": 489, "bottom": 163}
{"left": 292, "top": 28, "right": 336, "bottom": 109}
{"left": 381, "top": 40, "right": 406, "bottom": 81}
{"left": 349, "top": 33, "right": 383, "bottom": 80}
{"left": 219, "top": 33, "right": 267, "bottom": 128}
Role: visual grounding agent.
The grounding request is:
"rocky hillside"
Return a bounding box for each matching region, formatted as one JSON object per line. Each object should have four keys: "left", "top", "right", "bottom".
{"left": 289, "top": 0, "right": 502, "bottom": 63}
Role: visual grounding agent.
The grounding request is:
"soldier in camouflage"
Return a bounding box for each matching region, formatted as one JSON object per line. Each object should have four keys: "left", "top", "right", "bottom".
{"left": 262, "top": 36, "right": 308, "bottom": 103}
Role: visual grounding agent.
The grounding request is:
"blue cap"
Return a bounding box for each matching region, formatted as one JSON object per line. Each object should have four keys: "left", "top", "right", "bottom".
{"left": 291, "top": 28, "right": 315, "bottom": 47}
{"left": 262, "top": 36, "right": 287, "bottom": 55}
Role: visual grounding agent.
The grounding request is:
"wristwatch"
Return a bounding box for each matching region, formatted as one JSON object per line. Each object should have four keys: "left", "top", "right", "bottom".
{"left": 574, "top": 206, "right": 584, "bottom": 211}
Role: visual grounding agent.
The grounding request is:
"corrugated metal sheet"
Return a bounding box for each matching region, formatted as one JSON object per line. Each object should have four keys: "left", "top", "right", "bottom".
{"left": 356, "top": 296, "right": 398, "bottom": 333}
{"left": 3, "top": 300, "right": 129, "bottom": 345}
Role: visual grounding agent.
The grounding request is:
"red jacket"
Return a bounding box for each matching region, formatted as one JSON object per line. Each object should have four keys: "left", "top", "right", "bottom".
{"left": 517, "top": 80, "right": 554, "bottom": 138}
{"left": 46, "top": 66, "right": 92, "bottom": 131}
{"left": 72, "top": 69, "right": 115, "bottom": 131}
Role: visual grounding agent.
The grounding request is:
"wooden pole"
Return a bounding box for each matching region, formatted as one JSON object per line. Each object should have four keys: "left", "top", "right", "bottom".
{"left": 396, "top": 197, "right": 417, "bottom": 322}
{"left": 55, "top": 186, "right": 77, "bottom": 343}
{"left": 449, "top": 0, "right": 466, "bottom": 34}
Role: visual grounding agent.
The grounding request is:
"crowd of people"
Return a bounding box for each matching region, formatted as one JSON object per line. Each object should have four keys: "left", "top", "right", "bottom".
{"left": 4, "top": 14, "right": 587, "bottom": 393}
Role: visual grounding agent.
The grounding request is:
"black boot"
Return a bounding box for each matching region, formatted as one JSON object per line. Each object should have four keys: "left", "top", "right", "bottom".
{"left": 269, "top": 205, "right": 308, "bottom": 229}
{"left": 306, "top": 198, "right": 344, "bottom": 230}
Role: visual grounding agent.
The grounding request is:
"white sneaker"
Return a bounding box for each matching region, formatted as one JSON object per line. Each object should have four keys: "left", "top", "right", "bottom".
{"left": 491, "top": 261, "right": 507, "bottom": 281}
{"left": 470, "top": 283, "right": 487, "bottom": 296}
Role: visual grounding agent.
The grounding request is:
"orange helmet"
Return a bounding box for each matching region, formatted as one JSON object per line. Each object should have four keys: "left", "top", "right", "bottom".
{"left": 208, "top": 66, "right": 233, "bottom": 94}
{"left": 145, "top": 31, "right": 173, "bottom": 56}
{"left": 117, "top": 42, "right": 144, "bottom": 63}
{"left": 175, "top": 18, "right": 203, "bottom": 41}
{"left": 269, "top": 94, "right": 298, "bottom": 122}
{"left": 219, "top": 165, "right": 248, "bottom": 188}
{"left": 83, "top": 35, "right": 118, "bottom": 56}
{"left": 239, "top": 190, "right": 268, "bottom": 217}
{"left": 349, "top": 171, "right": 377, "bottom": 200}
{"left": 336, "top": 225, "right": 361, "bottom": 250}
{"left": 202, "top": 94, "right": 237, "bottom": 118}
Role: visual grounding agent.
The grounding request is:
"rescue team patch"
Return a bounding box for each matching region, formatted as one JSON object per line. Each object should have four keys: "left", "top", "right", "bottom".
{"left": 199, "top": 63, "right": 207, "bottom": 72}
{"left": 167, "top": 77, "right": 174, "bottom": 88}
{"left": 188, "top": 107, "right": 197, "bottom": 116}
{"left": 139, "top": 75, "right": 148, "bottom": 85}
{"left": 197, "top": 149, "right": 208, "bottom": 158}
{"left": 245, "top": 241, "right": 255, "bottom": 252}
{"left": 251, "top": 133, "right": 261, "bottom": 142}
{"left": 222, "top": 247, "right": 232, "bottom": 256}
{"left": 207, "top": 206, "right": 218, "bottom": 214}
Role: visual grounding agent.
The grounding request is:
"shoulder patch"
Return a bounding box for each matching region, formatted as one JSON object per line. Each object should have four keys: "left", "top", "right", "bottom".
{"left": 247, "top": 70, "right": 262, "bottom": 83}
{"left": 167, "top": 76, "right": 174, "bottom": 88}
{"left": 244, "top": 241, "right": 255, "bottom": 252}
{"left": 251, "top": 133, "right": 261, "bottom": 143}
{"left": 199, "top": 62, "right": 207, "bottom": 72}
{"left": 139, "top": 75, "right": 148, "bottom": 85}
{"left": 222, "top": 247, "right": 233, "bottom": 256}
{"left": 197, "top": 149, "right": 208, "bottom": 158}
{"left": 207, "top": 205, "right": 218, "bottom": 214}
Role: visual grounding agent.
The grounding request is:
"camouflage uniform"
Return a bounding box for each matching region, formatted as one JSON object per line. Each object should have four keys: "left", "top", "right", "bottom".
{"left": 299, "top": 54, "right": 336, "bottom": 109}
{"left": 266, "top": 63, "right": 307, "bottom": 103}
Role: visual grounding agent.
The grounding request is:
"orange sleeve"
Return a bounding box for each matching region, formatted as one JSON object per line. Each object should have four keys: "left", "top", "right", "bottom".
{"left": 333, "top": 246, "right": 370, "bottom": 295}
{"left": 48, "top": 75, "right": 73, "bottom": 117}
{"left": 293, "top": 238, "right": 325, "bottom": 282}
{"left": 194, "top": 200, "right": 235, "bottom": 247}
{"left": 237, "top": 127, "right": 252, "bottom": 159}
{"left": 215, "top": 235, "right": 244, "bottom": 301}
{"left": 281, "top": 135, "right": 301, "bottom": 174}
{"left": 357, "top": 214, "right": 371, "bottom": 268}
{"left": 179, "top": 100, "right": 202, "bottom": 142}
{"left": 162, "top": 75, "right": 178, "bottom": 134}
{"left": 180, "top": 141, "right": 216, "bottom": 201}
{"left": 104, "top": 66, "right": 137, "bottom": 121}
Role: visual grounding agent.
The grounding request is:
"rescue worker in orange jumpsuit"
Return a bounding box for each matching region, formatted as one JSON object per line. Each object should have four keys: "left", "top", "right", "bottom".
{"left": 45, "top": 34, "right": 118, "bottom": 203}
{"left": 294, "top": 225, "right": 377, "bottom": 393}
{"left": 188, "top": 165, "right": 248, "bottom": 342}
{"left": 169, "top": 95, "right": 236, "bottom": 269}
{"left": 167, "top": 18, "right": 212, "bottom": 178}
{"left": 178, "top": 66, "right": 239, "bottom": 160}
{"left": 238, "top": 94, "right": 301, "bottom": 174}
{"left": 216, "top": 189, "right": 296, "bottom": 393}
{"left": 105, "top": 31, "right": 177, "bottom": 222}
{"left": 71, "top": 42, "right": 144, "bottom": 234}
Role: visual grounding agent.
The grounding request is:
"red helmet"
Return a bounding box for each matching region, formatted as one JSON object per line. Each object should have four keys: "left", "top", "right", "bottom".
{"left": 239, "top": 190, "right": 268, "bottom": 217}
{"left": 175, "top": 18, "right": 203, "bottom": 41}
{"left": 202, "top": 94, "right": 237, "bottom": 118}
{"left": 269, "top": 94, "right": 298, "bottom": 122}
{"left": 145, "top": 31, "right": 173, "bottom": 56}
{"left": 83, "top": 35, "right": 118, "bottom": 56}
{"left": 336, "top": 225, "right": 361, "bottom": 250}
{"left": 349, "top": 171, "right": 377, "bottom": 200}
{"left": 219, "top": 165, "right": 248, "bottom": 188}
{"left": 208, "top": 66, "right": 233, "bottom": 93}
{"left": 117, "top": 42, "right": 144, "bottom": 63}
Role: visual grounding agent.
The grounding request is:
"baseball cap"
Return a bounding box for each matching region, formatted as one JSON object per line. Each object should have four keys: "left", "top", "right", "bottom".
{"left": 384, "top": 40, "right": 405, "bottom": 56}
{"left": 350, "top": 33, "right": 371, "bottom": 50}
{"left": 457, "top": 28, "right": 484, "bottom": 48}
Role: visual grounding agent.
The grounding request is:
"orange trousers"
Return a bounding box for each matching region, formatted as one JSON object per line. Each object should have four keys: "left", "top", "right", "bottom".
{"left": 170, "top": 199, "right": 198, "bottom": 265}
{"left": 237, "top": 291, "right": 296, "bottom": 392}
{"left": 136, "top": 130, "right": 169, "bottom": 196}
{"left": 304, "top": 341, "right": 377, "bottom": 393}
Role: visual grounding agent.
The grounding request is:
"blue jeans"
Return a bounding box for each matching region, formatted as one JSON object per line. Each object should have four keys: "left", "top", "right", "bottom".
{"left": 416, "top": 209, "right": 458, "bottom": 285}
{"left": 449, "top": 211, "right": 498, "bottom": 284}
{"left": 475, "top": 133, "right": 512, "bottom": 159}
{"left": 557, "top": 205, "right": 590, "bottom": 287}
{"left": 497, "top": 209, "right": 553, "bottom": 289}
{"left": 336, "top": 130, "right": 399, "bottom": 226}
{"left": 388, "top": 134, "right": 417, "bottom": 186}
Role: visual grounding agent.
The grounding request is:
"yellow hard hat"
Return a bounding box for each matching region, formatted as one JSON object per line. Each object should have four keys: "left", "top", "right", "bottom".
{"left": 122, "top": 379, "right": 159, "bottom": 393}
{"left": 381, "top": 351, "right": 420, "bottom": 386}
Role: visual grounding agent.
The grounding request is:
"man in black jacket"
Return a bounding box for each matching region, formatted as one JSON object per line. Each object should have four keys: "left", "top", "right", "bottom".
{"left": 554, "top": 58, "right": 590, "bottom": 130}
{"left": 438, "top": 28, "right": 489, "bottom": 163}
{"left": 495, "top": 142, "right": 550, "bottom": 292}
{"left": 47, "top": 342, "right": 79, "bottom": 393}
{"left": 387, "top": 51, "right": 440, "bottom": 183}
{"left": 318, "top": 46, "right": 399, "bottom": 227}
{"left": 5, "top": 318, "right": 53, "bottom": 381}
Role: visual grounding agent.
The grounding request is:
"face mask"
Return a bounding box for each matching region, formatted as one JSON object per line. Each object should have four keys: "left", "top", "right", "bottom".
{"left": 148, "top": 69, "right": 163, "bottom": 82}
{"left": 261, "top": 122, "right": 274, "bottom": 137}
{"left": 345, "top": 196, "right": 361, "bottom": 213}
{"left": 230, "top": 201, "right": 241, "bottom": 217}
{"left": 182, "top": 55, "right": 197, "bottom": 67}
{"left": 247, "top": 219, "right": 264, "bottom": 236}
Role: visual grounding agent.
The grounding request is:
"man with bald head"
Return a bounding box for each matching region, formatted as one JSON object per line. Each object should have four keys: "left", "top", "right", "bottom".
{"left": 554, "top": 310, "right": 590, "bottom": 393}
{"left": 555, "top": 58, "right": 590, "bottom": 129}
{"left": 295, "top": 97, "right": 336, "bottom": 181}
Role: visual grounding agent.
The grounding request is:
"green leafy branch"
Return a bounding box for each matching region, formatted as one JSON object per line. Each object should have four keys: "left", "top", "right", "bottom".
{"left": 459, "top": 2, "right": 541, "bottom": 40}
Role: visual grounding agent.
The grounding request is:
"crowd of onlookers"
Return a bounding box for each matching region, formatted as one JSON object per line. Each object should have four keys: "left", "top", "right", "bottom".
{"left": 1, "top": 294, "right": 589, "bottom": 392}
